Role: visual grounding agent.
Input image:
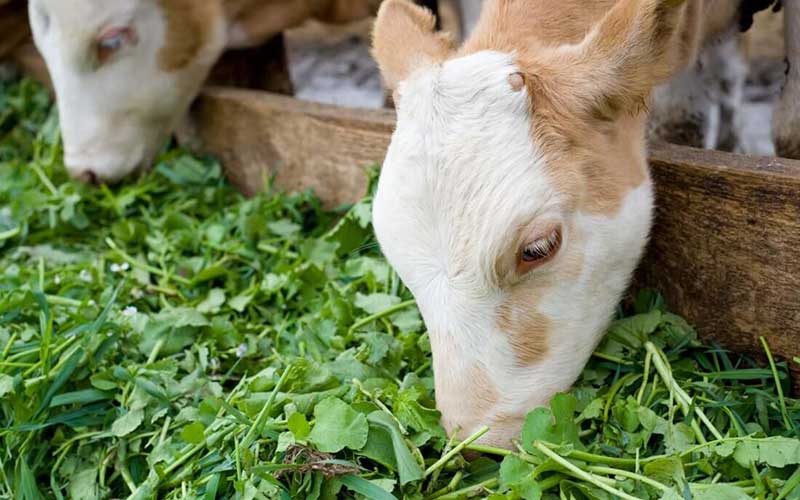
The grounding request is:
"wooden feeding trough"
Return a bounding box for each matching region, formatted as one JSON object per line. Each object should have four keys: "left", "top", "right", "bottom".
{"left": 187, "top": 87, "right": 800, "bottom": 388}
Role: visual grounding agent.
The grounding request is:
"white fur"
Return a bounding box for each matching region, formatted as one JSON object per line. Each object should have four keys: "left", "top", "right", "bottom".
{"left": 28, "top": 0, "right": 227, "bottom": 183}
{"left": 373, "top": 50, "right": 654, "bottom": 442}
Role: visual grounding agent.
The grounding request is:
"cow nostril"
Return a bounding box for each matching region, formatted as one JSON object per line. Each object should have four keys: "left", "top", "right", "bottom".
{"left": 73, "top": 170, "right": 100, "bottom": 186}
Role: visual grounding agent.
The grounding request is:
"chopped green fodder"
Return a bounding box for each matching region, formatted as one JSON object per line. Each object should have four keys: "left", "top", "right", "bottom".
{"left": 1, "top": 78, "right": 800, "bottom": 499}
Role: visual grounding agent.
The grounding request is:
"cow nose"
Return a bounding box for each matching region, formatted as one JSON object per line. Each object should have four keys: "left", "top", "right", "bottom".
{"left": 72, "top": 169, "right": 100, "bottom": 186}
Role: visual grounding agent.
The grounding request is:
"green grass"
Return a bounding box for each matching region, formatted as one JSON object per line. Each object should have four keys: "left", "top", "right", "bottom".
{"left": 1, "top": 78, "right": 800, "bottom": 500}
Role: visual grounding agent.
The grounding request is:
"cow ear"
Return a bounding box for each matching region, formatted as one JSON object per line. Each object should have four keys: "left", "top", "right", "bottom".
{"left": 372, "top": 0, "right": 454, "bottom": 91}
{"left": 536, "top": 0, "right": 701, "bottom": 120}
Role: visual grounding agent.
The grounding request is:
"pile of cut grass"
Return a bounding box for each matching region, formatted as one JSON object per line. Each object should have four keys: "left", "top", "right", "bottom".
{"left": 1, "top": 78, "right": 799, "bottom": 500}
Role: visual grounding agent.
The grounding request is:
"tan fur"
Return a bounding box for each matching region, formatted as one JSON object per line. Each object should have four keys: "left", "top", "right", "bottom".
{"left": 743, "top": 8, "right": 785, "bottom": 61}
{"left": 496, "top": 289, "right": 551, "bottom": 365}
{"left": 158, "top": 0, "right": 224, "bottom": 71}
{"left": 437, "top": 363, "right": 499, "bottom": 438}
{"left": 458, "top": 0, "right": 690, "bottom": 216}
{"left": 371, "top": 0, "right": 455, "bottom": 90}
{"left": 158, "top": 0, "right": 380, "bottom": 70}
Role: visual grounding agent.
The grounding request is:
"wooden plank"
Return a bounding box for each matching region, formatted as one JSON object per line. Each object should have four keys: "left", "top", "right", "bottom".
{"left": 187, "top": 87, "right": 394, "bottom": 206}
{"left": 637, "top": 143, "right": 800, "bottom": 389}
{"left": 188, "top": 87, "right": 800, "bottom": 386}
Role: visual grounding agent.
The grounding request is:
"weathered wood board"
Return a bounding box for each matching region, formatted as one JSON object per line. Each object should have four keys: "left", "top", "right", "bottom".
{"left": 189, "top": 87, "right": 800, "bottom": 388}
{"left": 188, "top": 87, "right": 395, "bottom": 207}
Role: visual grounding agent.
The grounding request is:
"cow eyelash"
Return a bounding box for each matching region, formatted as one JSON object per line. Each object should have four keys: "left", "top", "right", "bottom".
{"left": 521, "top": 231, "right": 560, "bottom": 262}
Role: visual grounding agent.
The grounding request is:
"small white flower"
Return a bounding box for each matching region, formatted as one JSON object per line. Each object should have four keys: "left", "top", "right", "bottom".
{"left": 236, "top": 343, "right": 247, "bottom": 358}
{"left": 54, "top": 274, "right": 61, "bottom": 285}
{"left": 88, "top": 300, "right": 97, "bottom": 306}
{"left": 131, "top": 288, "right": 144, "bottom": 299}
{"left": 210, "top": 358, "right": 220, "bottom": 370}
{"left": 79, "top": 270, "right": 92, "bottom": 282}
{"left": 122, "top": 306, "right": 138, "bottom": 317}
{"left": 121, "top": 262, "right": 130, "bottom": 271}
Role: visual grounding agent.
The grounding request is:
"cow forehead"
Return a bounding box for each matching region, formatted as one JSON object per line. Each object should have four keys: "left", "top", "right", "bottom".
{"left": 35, "top": 0, "right": 136, "bottom": 33}
{"left": 376, "top": 51, "right": 559, "bottom": 290}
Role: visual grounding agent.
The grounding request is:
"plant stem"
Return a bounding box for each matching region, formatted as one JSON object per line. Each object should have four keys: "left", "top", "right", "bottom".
{"left": 776, "top": 466, "right": 800, "bottom": 500}
{"left": 426, "top": 477, "right": 498, "bottom": 500}
{"left": 465, "top": 444, "right": 513, "bottom": 457}
{"left": 533, "top": 441, "right": 641, "bottom": 500}
{"left": 637, "top": 352, "right": 652, "bottom": 405}
{"left": 424, "top": 426, "right": 489, "bottom": 478}
{"left": 592, "top": 351, "right": 634, "bottom": 365}
{"left": 0, "top": 226, "right": 20, "bottom": 241}
{"left": 348, "top": 300, "right": 416, "bottom": 335}
{"left": 241, "top": 365, "right": 293, "bottom": 449}
{"left": 586, "top": 465, "right": 671, "bottom": 492}
{"left": 759, "top": 336, "right": 795, "bottom": 433}
{"left": 645, "top": 342, "right": 723, "bottom": 441}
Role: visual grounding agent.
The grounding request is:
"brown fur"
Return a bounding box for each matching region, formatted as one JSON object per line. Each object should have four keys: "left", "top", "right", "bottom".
{"left": 158, "top": 0, "right": 379, "bottom": 70}
{"left": 158, "top": 0, "right": 223, "bottom": 71}
{"left": 459, "top": 0, "right": 692, "bottom": 216}
{"left": 496, "top": 289, "right": 551, "bottom": 365}
{"left": 0, "top": 0, "right": 30, "bottom": 60}
{"left": 371, "top": 0, "right": 455, "bottom": 90}
{"left": 373, "top": 0, "right": 709, "bottom": 216}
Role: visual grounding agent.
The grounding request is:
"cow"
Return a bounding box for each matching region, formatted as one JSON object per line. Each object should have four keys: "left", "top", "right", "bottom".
{"left": 370, "top": 0, "right": 799, "bottom": 448}
{"left": 449, "top": 0, "right": 793, "bottom": 157}
{"left": 23, "top": 0, "right": 380, "bottom": 185}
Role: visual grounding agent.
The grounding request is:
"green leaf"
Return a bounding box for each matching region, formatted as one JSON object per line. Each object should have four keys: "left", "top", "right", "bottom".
{"left": 268, "top": 219, "right": 301, "bottom": 237}
{"left": 16, "top": 457, "right": 44, "bottom": 500}
{"left": 229, "top": 293, "right": 254, "bottom": 313}
{"left": 180, "top": 422, "right": 206, "bottom": 444}
{"left": 287, "top": 412, "right": 310, "bottom": 440}
{"left": 49, "top": 389, "right": 112, "bottom": 407}
{"left": 731, "top": 437, "right": 800, "bottom": 468}
{"left": 500, "top": 455, "right": 534, "bottom": 487}
{"left": 522, "top": 408, "right": 559, "bottom": 453}
{"left": 340, "top": 475, "right": 398, "bottom": 500}
{"left": 355, "top": 293, "right": 401, "bottom": 315}
{"left": 499, "top": 455, "right": 543, "bottom": 499}
{"left": 197, "top": 288, "right": 226, "bottom": 314}
{"left": 691, "top": 485, "right": 752, "bottom": 500}
{"left": 367, "top": 411, "right": 424, "bottom": 485}
{"left": 308, "top": 397, "right": 369, "bottom": 453}
{"left": 68, "top": 467, "right": 100, "bottom": 500}
{"left": 0, "top": 374, "right": 14, "bottom": 398}
{"left": 111, "top": 408, "right": 144, "bottom": 437}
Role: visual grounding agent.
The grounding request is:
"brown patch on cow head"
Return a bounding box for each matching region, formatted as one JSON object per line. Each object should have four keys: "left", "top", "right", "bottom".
{"left": 157, "top": 0, "right": 223, "bottom": 71}
{"left": 457, "top": 0, "right": 699, "bottom": 217}
{"left": 496, "top": 289, "right": 550, "bottom": 366}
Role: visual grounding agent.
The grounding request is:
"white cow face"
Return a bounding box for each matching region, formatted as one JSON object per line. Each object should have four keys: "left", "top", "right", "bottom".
{"left": 372, "top": 0, "right": 695, "bottom": 447}
{"left": 28, "top": 0, "right": 227, "bottom": 184}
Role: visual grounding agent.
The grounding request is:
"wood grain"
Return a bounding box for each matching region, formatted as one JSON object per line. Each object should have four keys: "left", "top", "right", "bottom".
{"left": 188, "top": 87, "right": 395, "bottom": 206}
{"left": 187, "top": 88, "right": 800, "bottom": 387}
{"left": 639, "top": 143, "right": 800, "bottom": 389}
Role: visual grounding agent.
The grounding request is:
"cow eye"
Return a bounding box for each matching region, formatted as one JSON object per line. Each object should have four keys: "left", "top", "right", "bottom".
{"left": 96, "top": 27, "right": 136, "bottom": 64}
{"left": 517, "top": 226, "right": 562, "bottom": 273}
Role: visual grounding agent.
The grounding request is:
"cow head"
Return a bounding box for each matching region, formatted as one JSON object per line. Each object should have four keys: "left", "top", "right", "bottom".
{"left": 28, "top": 0, "right": 227, "bottom": 184}
{"left": 371, "top": 0, "right": 697, "bottom": 447}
